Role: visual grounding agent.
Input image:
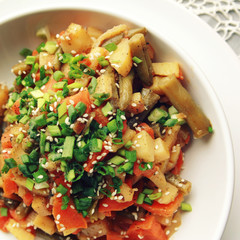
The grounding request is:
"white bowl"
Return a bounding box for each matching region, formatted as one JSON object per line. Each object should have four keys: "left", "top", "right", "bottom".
{"left": 0, "top": 1, "right": 234, "bottom": 240}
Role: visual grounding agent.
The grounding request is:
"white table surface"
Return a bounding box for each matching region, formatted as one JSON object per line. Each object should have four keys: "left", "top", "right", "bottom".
{"left": 0, "top": 0, "right": 239, "bottom": 239}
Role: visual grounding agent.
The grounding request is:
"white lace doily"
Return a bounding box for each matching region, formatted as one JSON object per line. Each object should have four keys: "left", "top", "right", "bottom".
{"left": 175, "top": 0, "right": 240, "bottom": 58}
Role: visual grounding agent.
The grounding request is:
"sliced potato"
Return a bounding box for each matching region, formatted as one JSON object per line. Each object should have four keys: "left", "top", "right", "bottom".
{"left": 119, "top": 71, "right": 134, "bottom": 111}
{"left": 126, "top": 92, "right": 145, "bottom": 115}
{"left": 6, "top": 219, "right": 35, "bottom": 240}
{"left": 111, "top": 127, "right": 136, "bottom": 152}
{"left": 94, "top": 66, "right": 115, "bottom": 99}
{"left": 157, "top": 182, "right": 178, "bottom": 204}
{"left": 39, "top": 52, "right": 60, "bottom": 71}
{"left": 109, "top": 38, "right": 132, "bottom": 77}
{"left": 152, "top": 62, "right": 183, "bottom": 80}
{"left": 87, "top": 26, "right": 103, "bottom": 39}
{"left": 148, "top": 76, "right": 164, "bottom": 95}
{"left": 154, "top": 138, "right": 170, "bottom": 163}
{"left": 132, "top": 130, "right": 154, "bottom": 162}
{"left": 33, "top": 215, "right": 57, "bottom": 235}
{"left": 32, "top": 195, "right": 51, "bottom": 216}
{"left": 93, "top": 24, "right": 128, "bottom": 48}
{"left": 165, "top": 144, "right": 181, "bottom": 172}
{"left": 60, "top": 23, "right": 93, "bottom": 53}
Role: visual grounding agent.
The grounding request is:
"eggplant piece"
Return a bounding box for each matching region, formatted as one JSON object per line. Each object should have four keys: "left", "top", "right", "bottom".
{"left": 166, "top": 172, "right": 192, "bottom": 196}
{"left": 15, "top": 202, "right": 31, "bottom": 220}
{"left": 157, "top": 74, "right": 212, "bottom": 138}
{"left": 129, "top": 33, "right": 153, "bottom": 86}
{"left": 0, "top": 188, "right": 20, "bottom": 209}
{"left": 36, "top": 229, "right": 78, "bottom": 240}
{"left": 127, "top": 89, "right": 160, "bottom": 129}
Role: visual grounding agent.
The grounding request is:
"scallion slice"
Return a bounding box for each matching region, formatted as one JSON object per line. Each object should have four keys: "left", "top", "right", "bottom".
{"left": 53, "top": 70, "right": 65, "bottom": 81}
{"left": 47, "top": 125, "right": 62, "bottom": 137}
{"left": 62, "top": 136, "right": 75, "bottom": 159}
{"left": 26, "top": 178, "right": 35, "bottom": 191}
{"left": 56, "top": 184, "right": 68, "bottom": 195}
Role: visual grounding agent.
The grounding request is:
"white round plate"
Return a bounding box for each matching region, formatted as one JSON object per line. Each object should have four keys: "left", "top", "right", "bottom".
{"left": 0, "top": 0, "right": 236, "bottom": 240}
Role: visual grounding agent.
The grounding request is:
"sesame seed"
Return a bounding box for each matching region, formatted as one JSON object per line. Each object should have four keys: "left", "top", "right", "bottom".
{"left": 56, "top": 214, "right": 61, "bottom": 220}
{"left": 138, "top": 235, "right": 144, "bottom": 239}
{"left": 57, "top": 193, "right": 62, "bottom": 198}
{"left": 132, "top": 103, "right": 137, "bottom": 107}
{"left": 102, "top": 204, "right": 108, "bottom": 207}
{"left": 166, "top": 230, "right": 170, "bottom": 235}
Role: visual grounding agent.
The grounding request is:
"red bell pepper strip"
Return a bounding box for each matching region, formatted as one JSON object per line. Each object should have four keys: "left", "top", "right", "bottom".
{"left": 11, "top": 99, "right": 20, "bottom": 115}
{"left": 0, "top": 215, "right": 9, "bottom": 232}
{"left": 171, "top": 150, "right": 183, "bottom": 175}
{"left": 126, "top": 215, "right": 167, "bottom": 240}
{"left": 98, "top": 198, "right": 134, "bottom": 213}
{"left": 137, "top": 123, "right": 154, "bottom": 139}
{"left": 133, "top": 161, "right": 158, "bottom": 178}
{"left": 93, "top": 107, "right": 109, "bottom": 127}
{"left": 1, "top": 132, "right": 13, "bottom": 149}
{"left": 107, "top": 231, "right": 123, "bottom": 240}
{"left": 138, "top": 193, "right": 183, "bottom": 218}
{"left": 52, "top": 197, "right": 87, "bottom": 231}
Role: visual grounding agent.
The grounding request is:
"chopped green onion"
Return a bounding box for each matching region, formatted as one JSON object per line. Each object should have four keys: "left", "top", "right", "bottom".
{"left": 88, "top": 77, "right": 98, "bottom": 94}
{"left": 21, "top": 154, "right": 30, "bottom": 164}
{"left": 97, "top": 56, "right": 109, "bottom": 67}
{"left": 125, "top": 150, "right": 137, "bottom": 163}
{"left": 108, "top": 156, "right": 125, "bottom": 165}
{"left": 180, "top": 202, "right": 192, "bottom": 211}
{"left": 89, "top": 138, "right": 103, "bottom": 153}
{"left": 33, "top": 168, "right": 48, "bottom": 183}
{"left": 43, "top": 41, "right": 58, "bottom": 54}
{"left": 148, "top": 192, "right": 162, "bottom": 200}
{"left": 19, "top": 115, "right": 30, "bottom": 125}
{"left": 56, "top": 184, "right": 68, "bottom": 195}
{"left": 16, "top": 133, "right": 24, "bottom": 143}
{"left": 53, "top": 70, "right": 65, "bottom": 81}
{"left": 25, "top": 56, "right": 36, "bottom": 65}
{"left": 47, "top": 125, "right": 62, "bottom": 137}
{"left": 40, "top": 132, "right": 46, "bottom": 154}
{"left": 6, "top": 114, "right": 18, "bottom": 123}
{"left": 168, "top": 105, "right": 178, "bottom": 115}
{"left": 66, "top": 169, "right": 75, "bottom": 182}
{"left": 48, "top": 152, "right": 62, "bottom": 162}
{"left": 163, "top": 118, "right": 178, "bottom": 127}
{"left": 136, "top": 193, "right": 145, "bottom": 205}
{"left": 5, "top": 158, "right": 17, "bottom": 169}
{"left": 124, "top": 140, "right": 133, "bottom": 149}
{"left": 112, "top": 137, "right": 124, "bottom": 145}
{"left": 148, "top": 108, "right": 168, "bottom": 122}
{"left": 208, "top": 126, "right": 213, "bottom": 133}
{"left": 132, "top": 56, "right": 142, "bottom": 64}
{"left": 19, "top": 48, "right": 32, "bottom": 57}
{"left": 104, "top": 42, "right": 117, "bottom": 52}
{"left": 117, "top": 148, "right": 126, "bottom": 157}
{"left": 107, "top": 119, "right": 118, "bottom": 133}
{"left": 142, "top": 188, "right": 154, "bottom": 195}
{"left": 117, "top": 162, "right": 134, "bottom": 173}
{"left": 30, "top": 89, "right": 44, "bottom": 99}
{"left": 26, "top": 178, "right": 35, "bottom": 191}
{"left": 68, "top": 105, "right": 78, "bottom": 123}
{"left": 38, "top": 98, "right": 45, "bottom": 109}
{"left": 0, "top": 207, "right": 8, "bottom": 217}
{"left": 53, "top": 82, "right": 66, "bottom": 89}
{"left": 62, "top": 195, "right": 70, "bottom": 210}
{"left": 62, "top": 136, "right": 75, "bottom": 159}
{"left": 101, "top": 102, "right": 113, "bottom": 117}
{"left": 67, "top": 82, "right": 82, "bottom": 89}
{"left": 144, "top": 197, "right": 153, "bottom": 205}
{"left": 58, "top": 102, "right": 67, "bottom": 119}
{"left": 75, "top": 102, "right": 87, "bottom": 116}
{"left": 34, "top": 114, "right": 47, "bottom": 127}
